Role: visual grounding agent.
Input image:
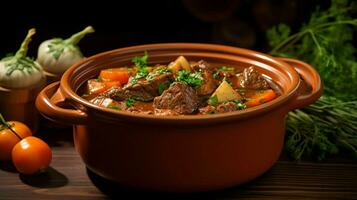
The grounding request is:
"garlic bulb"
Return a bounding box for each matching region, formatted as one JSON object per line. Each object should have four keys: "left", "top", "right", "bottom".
{"left": 0, "top": 28, "right": 45, "bottom": 89}
{"left": 37, "top": 26, "right": 95, "bottom": 75}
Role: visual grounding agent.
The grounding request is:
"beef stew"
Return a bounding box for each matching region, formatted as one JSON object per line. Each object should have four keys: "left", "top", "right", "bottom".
{"left": 82, "top": 52, "right": 280, "bottom": 116}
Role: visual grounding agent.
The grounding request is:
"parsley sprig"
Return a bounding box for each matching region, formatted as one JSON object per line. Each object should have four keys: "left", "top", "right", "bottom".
{"left": 175, "top": 70, "right": 203, "bottom": 88}
{"left": 130, "top": 51, "right": 149, "bottom": 84}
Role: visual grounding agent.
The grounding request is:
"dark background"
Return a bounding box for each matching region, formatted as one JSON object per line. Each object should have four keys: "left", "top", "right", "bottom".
{"left": 0, "top": 0, "right": 324, "bottom": 58}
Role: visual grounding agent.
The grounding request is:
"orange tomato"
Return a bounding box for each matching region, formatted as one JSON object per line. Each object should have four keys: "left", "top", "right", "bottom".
{"left": 245, "top": 89, "right": 277, "bottom": 107}
{"left": 99, "top": 68, "right": 132, "bottom": 84}
{"left": 87, "top": 79, "right": 121, "bottom": 95}
{"left": 0, "top": 121, "right": 32, "bottom": 160}
{"left": 12, "top": 136, "right": 52, "bottom": 175}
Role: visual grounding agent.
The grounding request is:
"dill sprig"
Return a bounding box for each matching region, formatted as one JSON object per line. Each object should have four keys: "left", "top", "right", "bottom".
{"left": 267, "top": 0, "right": 357, "bottom": 160}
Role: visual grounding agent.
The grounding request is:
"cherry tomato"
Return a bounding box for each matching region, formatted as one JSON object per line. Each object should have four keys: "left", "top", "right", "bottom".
{"left": 0, "top": 121, "right": 32, "bottom": 160}
{"left": 12, "top": 136, "right": 52, "bottom": 175}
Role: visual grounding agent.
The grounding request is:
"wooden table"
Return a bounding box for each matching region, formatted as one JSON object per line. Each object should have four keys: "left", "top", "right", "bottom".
{"left": 1, "top": 127, "right": 356, "bottom": 200}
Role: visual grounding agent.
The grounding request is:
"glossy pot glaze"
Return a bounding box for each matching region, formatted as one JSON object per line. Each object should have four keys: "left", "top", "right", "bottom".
{"left": 36, "top": 43, "right": 322, "bottom": 192}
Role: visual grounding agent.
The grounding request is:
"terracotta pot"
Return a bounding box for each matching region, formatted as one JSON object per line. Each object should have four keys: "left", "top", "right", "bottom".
{"left": 1, "top": 80, "right": 46, "bottom": 132}
{"left": 36, "top": 43, "right": 322, "bottom": 192}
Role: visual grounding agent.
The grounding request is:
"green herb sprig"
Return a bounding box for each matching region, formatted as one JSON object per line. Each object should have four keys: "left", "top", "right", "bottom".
{"left": 130, "top": 51, "right": 149, "bottom": 84}
{"left": 175, "top": 70, "right": 203, "bottom": 88}
{"left": 267, "top": 0, "right": 357, "bottom": 160}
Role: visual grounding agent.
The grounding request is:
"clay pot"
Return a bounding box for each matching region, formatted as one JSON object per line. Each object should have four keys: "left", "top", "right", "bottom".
{"left": 0, "top": 79, "right": 46, "bottom": 132}
{"left": 36, "top": 43, "right": 322, "bottom": 192}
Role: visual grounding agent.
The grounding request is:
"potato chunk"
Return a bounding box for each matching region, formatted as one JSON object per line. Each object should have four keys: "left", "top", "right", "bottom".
{"left": 210, "top": 80, "right": 241, "bottom": 103}
{"left": 168, "top": 56, "right": 191, "bottom": 73}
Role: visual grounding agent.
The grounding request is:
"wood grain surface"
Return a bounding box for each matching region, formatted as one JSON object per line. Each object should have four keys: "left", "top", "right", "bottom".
{"left": 0, "top": 128, "right": 356, "bottom": 200}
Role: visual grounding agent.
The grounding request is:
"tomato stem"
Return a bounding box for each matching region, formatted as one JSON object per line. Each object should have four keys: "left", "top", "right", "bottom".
{"left": 0, "top": 113, "right": 23, "bottom": 141}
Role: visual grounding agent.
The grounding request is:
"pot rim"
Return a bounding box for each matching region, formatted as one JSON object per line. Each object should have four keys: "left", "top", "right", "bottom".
{"left": 60, "top": 43, "right": 301, "bottom": 123}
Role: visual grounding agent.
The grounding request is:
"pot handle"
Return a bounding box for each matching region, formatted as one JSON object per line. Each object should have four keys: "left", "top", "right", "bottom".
{"left": 277, "top": 58, "right": 323, "bottom": 111}
{"left": 36, "top": 81, "right": 88, "bottom": 124}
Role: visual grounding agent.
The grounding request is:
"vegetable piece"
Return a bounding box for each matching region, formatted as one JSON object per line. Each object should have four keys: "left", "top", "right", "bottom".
{"left": 245, "top": 89, "right": 276, "bottom": 107}
{"left": 87, "top": 79, "right": 120, "bottom": 95}
{"left": 12, "top": 136, "right": 52, "bottom": 175}
{"left": 209, "top": 80, "right": 241, "bottom": 104}
{"left": 0, "top": 28, "right": 45, "bottom": 89}
{"left": 175, "top": 70, "right": 203, "bottom": 88}
{"left": 168, "top": 56, "right": 191, "bottom": 73}
{"left": 99, "top": 68, "right": 131, "bottom": 84}
{"left": 0, "top": 114, "right": 32, "bottom": 160}
{"left": 37, "top": 26, "right": 95, "bottom": 75}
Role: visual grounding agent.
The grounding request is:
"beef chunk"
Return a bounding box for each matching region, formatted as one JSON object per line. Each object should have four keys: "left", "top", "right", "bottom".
{"left": 191, "top": 60, "right": 210, "bottom": 71}
{"left": 192, "top": 60, "right": 218, "bottom": 96}
{"left": 153, "top": 82, "right": 199, "bottom": 114}
{"left": 92, "top": 72, "right": 174, "bottom": 102}
{"left": 197, "top": 68, "right": 218, "bottom": 96}
{"left": 235, "top": 66, "right": 269, "bottom": 89}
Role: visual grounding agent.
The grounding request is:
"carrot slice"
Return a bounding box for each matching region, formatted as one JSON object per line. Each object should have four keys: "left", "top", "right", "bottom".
{"left": 87, "top": 79, "right": 121, "bottom": 95}
{"left": 99, "top": 68, "right": 132, "bottom": 84}
{"left": 245, "top": 89, "right": 277, "bottom": 107}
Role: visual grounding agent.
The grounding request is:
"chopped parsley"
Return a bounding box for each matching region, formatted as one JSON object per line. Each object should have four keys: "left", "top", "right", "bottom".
{"left": 209, "top": 95, "right": 218, "bottom": 106}
{"left": 156, "top": 67, "right": 172, "bottom": 74}
{"left": 124, "top": 98, "right": 136, "bottom": 107}
{"left": 131, "top": 51, "right": 148, "bottom": 68}
{"left": 222, "top": 77, "right": 232, "bottom": 86}
{"left": 233, "top": 100, "right": 247, "bottom": 110}
{"left": 213, "top": 72, "right": 220, "bottom": 79}
{"left": 130, "top": 67, "right": 149, "bottom": 84}
{"left": 130, "top": 52, "right": 150, "bottom": 84}
{"left": 146, "top": 67, "right": 172, "bottom": 81}
{"left": 175, "top": 70, "right": 203, "bottom": 88}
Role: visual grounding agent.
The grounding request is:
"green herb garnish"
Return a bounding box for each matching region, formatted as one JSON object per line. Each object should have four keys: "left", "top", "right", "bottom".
{"left": 132, "top": 51, "right": 148, "bottom": 68}
{"left": 130, "top": 52, "right": 149, "bottom": 84}
{"left": 233, "top": 100, "right": 247, "bottom": 110}
{"left": 213, "top": 72, "right": 220, "bottom": 79}
{"left": 209, "top": 95, "right": 218, "bottom": 106}
{"left": 175, "top": 70, "right": 203, "bottom": 88}
{"left": 124, "top": 98, "right": 136, "bottom": 107}
{"left": 146, "top": 67, "right": 172, "bottom": 81}
{"left": 156, "top": 67, "right": 172, "bottom": 74}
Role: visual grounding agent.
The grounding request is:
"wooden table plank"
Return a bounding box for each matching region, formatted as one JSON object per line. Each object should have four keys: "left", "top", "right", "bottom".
{"left": 0, "top": 128, "right": 356, "bottom": 200}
